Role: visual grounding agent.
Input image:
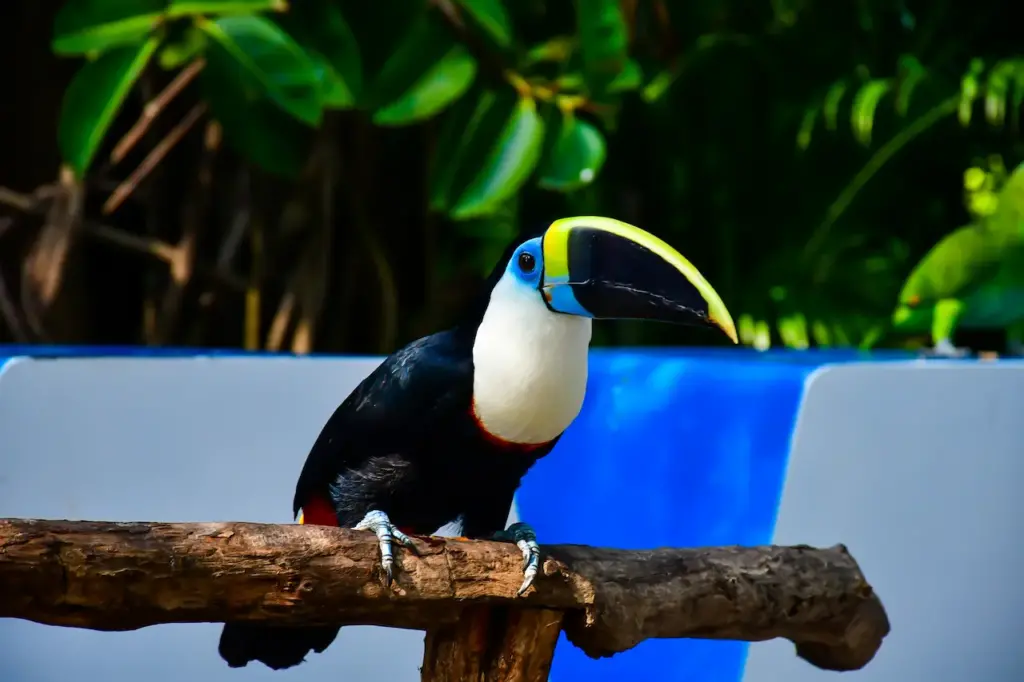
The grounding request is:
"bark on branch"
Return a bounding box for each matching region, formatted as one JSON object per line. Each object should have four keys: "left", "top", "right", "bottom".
{"left": 0, "top": 518, "right": 889, "bottom": 672}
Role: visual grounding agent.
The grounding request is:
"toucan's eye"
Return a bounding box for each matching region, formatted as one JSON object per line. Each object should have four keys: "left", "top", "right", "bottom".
{"left": 518, "top": 251, "right": 536, "bottom": 273}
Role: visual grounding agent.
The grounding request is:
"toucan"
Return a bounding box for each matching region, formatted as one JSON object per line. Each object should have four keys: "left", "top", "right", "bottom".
{"left": 217, "top": 216, "right": 737, "bottom": 670}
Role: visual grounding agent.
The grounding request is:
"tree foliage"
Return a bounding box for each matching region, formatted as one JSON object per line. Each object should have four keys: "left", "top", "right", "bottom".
{"left": 0, "top": 0, "right": 1022, "bottom": 353}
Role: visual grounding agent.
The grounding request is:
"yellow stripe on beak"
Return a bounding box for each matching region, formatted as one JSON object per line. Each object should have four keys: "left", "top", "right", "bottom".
{"left": 542, "top": 216, "right": 738, "bottom": 343}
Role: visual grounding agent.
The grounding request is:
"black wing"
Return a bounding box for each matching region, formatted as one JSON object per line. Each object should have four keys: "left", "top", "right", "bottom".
{"left": 292, "top": 329, "right": 474, "bottom": 518}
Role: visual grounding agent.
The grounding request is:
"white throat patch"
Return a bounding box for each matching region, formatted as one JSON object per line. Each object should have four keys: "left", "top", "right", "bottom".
{"left": 472, "top": 271, "right": 592, "bottom": 445}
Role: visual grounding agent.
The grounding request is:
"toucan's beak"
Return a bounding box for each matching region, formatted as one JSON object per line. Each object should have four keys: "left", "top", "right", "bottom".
{"left": 540, "top": 216, "right": 738, "bottom": 343}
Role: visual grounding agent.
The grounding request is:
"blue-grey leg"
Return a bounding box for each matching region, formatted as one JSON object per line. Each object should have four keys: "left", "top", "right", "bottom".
{"left": 491, "top": 521, "right": 540, "bottom": 596}
{"left": 354, "top": 510, "right": 417, "bottom": 586}
{"left": 925, "top": 338, "right": 971, "bottom": 358}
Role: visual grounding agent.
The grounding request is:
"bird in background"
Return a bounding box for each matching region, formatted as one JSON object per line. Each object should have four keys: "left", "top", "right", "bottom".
{"left": 217, "top": 216, "right": 738, "bottom": 670}
{"left": 893, "top": 160, "right": 1024, "bottom": 356}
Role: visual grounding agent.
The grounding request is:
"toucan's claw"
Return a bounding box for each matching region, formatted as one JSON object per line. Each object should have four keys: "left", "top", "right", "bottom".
{"left": 354, "top": 510, "right": 416, "bottom": 587}
{"left": 491, "top": 521, "right": 540, "bottom": 596}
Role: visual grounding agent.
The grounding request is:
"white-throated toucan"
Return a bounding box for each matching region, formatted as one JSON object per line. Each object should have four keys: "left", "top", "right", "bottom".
{"left": 218, "top": 216, "right": 737, "bottom": 670}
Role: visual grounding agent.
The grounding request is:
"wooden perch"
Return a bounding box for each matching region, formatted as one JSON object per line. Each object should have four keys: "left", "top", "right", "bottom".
{"left": 0, "top": 518, "right": 889, "bottom": 680}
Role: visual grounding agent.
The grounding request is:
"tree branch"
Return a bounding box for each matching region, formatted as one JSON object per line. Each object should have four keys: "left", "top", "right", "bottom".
{"left": 0, "top": 518, "right": 889, "bottom": 672}
{"left": 102, "top": 102, "right": 207, "bottom": 216}
{"left": 110, "top": 58, "right": 206, "bottom": 166}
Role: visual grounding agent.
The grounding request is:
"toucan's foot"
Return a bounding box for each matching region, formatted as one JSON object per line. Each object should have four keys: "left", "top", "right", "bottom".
{"left": 490, "top": 521, "right": 540, "bottom": 596}
{"left": 922, "top": 338, "right": 971, "bottom": 358}
{"left": 353, "top": 510, "right": 417, "bottom": 586}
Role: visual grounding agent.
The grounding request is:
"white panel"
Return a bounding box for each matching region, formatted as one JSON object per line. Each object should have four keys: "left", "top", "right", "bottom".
{"left": 743, "top": 362, "right": 1024, "bottom": 682}
{"left": 0, "top": 356, "right": 520, "bottom": 682}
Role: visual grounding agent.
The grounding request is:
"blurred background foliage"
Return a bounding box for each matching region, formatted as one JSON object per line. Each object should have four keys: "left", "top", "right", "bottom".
{"left": 0, "top": 0, "right": 1022, "bottom": 355}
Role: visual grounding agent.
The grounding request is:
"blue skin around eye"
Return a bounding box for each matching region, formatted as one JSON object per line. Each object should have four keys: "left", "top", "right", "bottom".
{"left": 510, "top": 238, "right": 544, "bottom": 287}
{"left": 512, "top": 237, "right": 593, "bottom": 317}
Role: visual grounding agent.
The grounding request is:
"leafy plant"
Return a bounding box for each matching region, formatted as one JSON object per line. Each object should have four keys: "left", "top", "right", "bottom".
{"left": 749, "top": 51, "right": 1024, "bottom": 352}
{"left": 50, "top": 0, "right": 635, "bottom": 214}
{"left": 799, "top": 56, "right": 1024, "bottom": 152}
{"left": 3, "top": 0, "right": 1023, "bottom": 355}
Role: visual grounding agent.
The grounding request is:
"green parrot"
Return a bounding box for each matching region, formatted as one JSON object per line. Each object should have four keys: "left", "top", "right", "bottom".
{"left": 892, "top": 163, "right": 1024, "bottom": 356}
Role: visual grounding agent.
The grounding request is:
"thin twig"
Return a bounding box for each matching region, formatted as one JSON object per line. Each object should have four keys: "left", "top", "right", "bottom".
{"left": 82, "top": 223, "right": 246, "bottom": 293}
{"left": 2, "top": 185, "right": 179, "bottom": 265}
{"left": 2, "top": 183, "right": 244, "bottom": 296}
{"left": 110, "top": 58, "right": 206, "bottom": 165}
{"left": 0, "top": 263, "right": 28, "bottom": 342}
{"left": 85, "top": 222, "right": 178, "bottom": 261}
{"left": 220, "top": 166, "right": 252, "bottom": 285}
{"left": 20, "top": 166, "right": 84, "bottom": 341}
{"left": 245, "top": 222, "right": 262, "bottom": 351}
{"left": 0, "top": 187, "right": 35, "bottom": 213}
{"left": 265, "top": 291, "right": 296, "bottom": 352}
{"left": 154, "top": 119, "right": 221, "bottom": 345}
{"left": 292, "top": 121, "right": 337, "bottom": 355}
{"left": 216, "top": 207, "right": 249, "bottom": 271}
{"left": 138, "top": 69, "right": 165, "bottom": 345}
{"left": 102, "top": 102, "right": 207, "bottom": 216}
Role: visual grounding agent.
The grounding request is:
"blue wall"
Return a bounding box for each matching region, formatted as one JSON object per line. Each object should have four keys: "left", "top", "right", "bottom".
{"left": 520, "top": 349, "right": 890, "bottom": 682}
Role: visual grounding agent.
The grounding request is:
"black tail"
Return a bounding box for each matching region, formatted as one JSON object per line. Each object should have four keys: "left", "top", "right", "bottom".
{"left": 218, "top": 623, "right": 340, "bottom": 670}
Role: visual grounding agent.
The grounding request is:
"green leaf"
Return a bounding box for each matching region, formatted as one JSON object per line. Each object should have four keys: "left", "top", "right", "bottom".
{"left": 165, "top": 0, "right": 287, "bottom": 17}
{"left": 555, "top": 72, "right": 585, "bottom": 91}
{"left": 450, "top": 95, "right": 546, "bottom": 220}
{"left": 606, "top": 58, "right": 642, "bottom": 94}
{"left": 894, "top": 55, "right": 926, "bottom": 116}
{"left": 640, "top": 68, "right": 674, "bottom": 103}
{"left": 982, "top": 60, "right": 1024, "bottom": 129}
{"left": 365, "top": 12, "right": 460, "bottom": 110}
{"left": 810, "top": 319, "right": 832, "bottom": 347}
{"left": 1009, "top": 62, "right": 1024, "bottom": 132}
{"left": 964, "top": 167, "right": 987, "bottom": 192}
{"left": 198, "top": 15, "right": 323, "bottom": 126}
{"left": 858, "top": 324, "right": 886, "bottom": 350}
{"left": 274, "top": 2, "right": 362, "bottom": 109}
{"left": 751, "top": 319, "right": 771, "bottom": 350}
{"left": 454, "top": 0, "right": 513, "bottom": 48}
{"left": 428, "top": 88, "right": 496, "bottom": 212}
{"left": 796, "top": 106, "right": 818, "bottom": 150}
{"left": 52, "top": 0, "right": 165, "bottom": 56}
{"left": 984, "top": 61, "right": 1012, "bottom": 127}
{"left": 309, "top": 56, "right": 355, "bottom": 108}
{"left": 201, "top": 43, "right": 311, "bottom": 178}
{"left": 850, "top": 78, "right": 891, "bottom": 146}
{"left": 640, "top": 33, "right": 744, "bottom": 104}
{"left": 373, "top": 46, "right": 477, "bottom": 126}
{"left": 577, "top": 0, "right": 629, "bottom": 98}
{"left": 58, "top": 37, "right": 160, "bottom": 176}
{"left": 959, "top": 58, "right": 985, "bottom": 127}
{"left": 538, "top": 110, "right": 606, "bottom": 192}
{"left": 821, "top": 80, "right": 847, "bottom": 131}
{"left": 158, "top": 24, "right": 207, "bottom": 70}
{"left": 523, "top": 36, "right": 576, "bottom": 67}
{"left": 777, "top": 313, "right": 809, "bottom": 349}
{"left": 830, "top": 322, "right": 851, "bottom": 347}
